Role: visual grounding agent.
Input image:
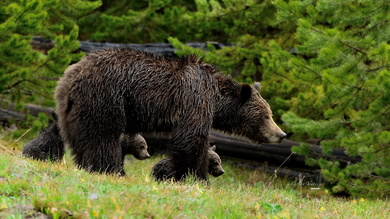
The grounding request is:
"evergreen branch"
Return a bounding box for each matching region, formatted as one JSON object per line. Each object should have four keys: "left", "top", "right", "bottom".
{"left": 63, "top": 0, "right": 101, "bottom": 20}
{"left": 362, "top": 20, "right": 389, "bottom": 38}
{"left": 310, "top": 27, "right": 367, "bottom": 55}
{"left": 365, "top": 65, "right": 390, "bottom": 72}
{"left": 335, "top": 87, "right": 362, "bottom": 114}
{"left": 33, "top": 58, "right": 53, "bottom": 74}
{"left": 274, "top": 1, "right": 301, "bottom": 20}
{"left": 5, "top": 79, "right": 41, "bottom": 91}
{"left": 369, "top": 174, "right": 390, "bottom": 181}
{"left": 290, "top": 63, "right": 322, "bottom": 84}
{"left": 5, "top": 79, "right": 28, "bottom": 90}
{"left": 205, "top": 6, "right": 249, "bottom": 20}
{"left": 332, "top": 56, "right": 371, "bottom": 115}
{"left": 15, "top": 5, "right": 33, "bottom": 23}
{"left": 272, "top": 69, "right": 310, "bottom": 88}
{"left": 339, "top": 120, "right": 360, "bottom": 124}
{"left": 38, "top": 77, "right": 60, "bottom": 81}
{"left": 341, "top": 83, "right": 369, "bottom": 92}
{"left": 64, "top": 0, "right": 82, "bottom": 11}
{"left": 44, "top": 62, "right": 63, "bottom": 75}
{"left": 360, "top": 145, "right": 390, "bottom": 156}
{"left": 342, "top": 42, "right": 367, "bottom": 55}
{"left": 338, "top": 56, "right": 371, "bottom": 92}
{"left": 310, "top": 27, "right": 324, "bottom": 34}
{"left": 48, "top": 8, "right": 73, "bottom": 28}
{"left": 301, "top": 65, "right": 321, "bottom": 78}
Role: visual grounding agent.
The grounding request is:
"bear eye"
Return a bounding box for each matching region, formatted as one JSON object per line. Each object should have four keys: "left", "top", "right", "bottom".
{"left": 265, "top": 115, "right": 270, "bottom": 120}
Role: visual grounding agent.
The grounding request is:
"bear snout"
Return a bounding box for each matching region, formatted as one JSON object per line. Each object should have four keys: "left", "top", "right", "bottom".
{"left": 269, "top": 132, "right": 287, "bottom": 143}
{"left": 212, "top": 167, "right": 225, "bottom": 177}
{"left": 142, "top": 152, "right": 151, "bottom": 159}
{"left": 136, "top": 151, "right": 150, "bottom": 160}
{"left": 279, "top": 132, "right": 287, "bottom": 141}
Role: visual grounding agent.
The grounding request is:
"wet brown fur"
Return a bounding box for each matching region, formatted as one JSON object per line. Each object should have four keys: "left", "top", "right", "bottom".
{"left": 55, "top": 48, "right": 285, "bottom": 180}
{"left": 23, "top": 114, "right": 149, "bottom": 170}
{"left": 22, "top": 113, "right": 64, "bottom": 161}
{"left": 152, "top": 145, "right": 224, "bottom": 181}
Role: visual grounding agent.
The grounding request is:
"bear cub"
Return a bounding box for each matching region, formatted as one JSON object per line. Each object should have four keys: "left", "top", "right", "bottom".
{"left": 120, "top": 134, "right": 150, "bottom": 163}
{"left": 23, "top": 112, "right": 150, "bottom": 167}
{"left": 22, "top": 112, "right": 64, "bottom": 162}
{"left": 152, "top": 145, "right": 224, "bottom": 181}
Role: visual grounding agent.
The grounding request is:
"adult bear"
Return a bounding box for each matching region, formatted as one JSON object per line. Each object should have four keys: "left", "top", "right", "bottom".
{"left": 55, "top": 48, "right": 286, "bottom": 180}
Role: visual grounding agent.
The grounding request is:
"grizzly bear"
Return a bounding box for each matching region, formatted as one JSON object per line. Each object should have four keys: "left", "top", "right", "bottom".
{"left": 22, "top": 112, "right": 64, "bottom": 162}
{"left": 55, "top": 48, "right": 286, "bottom": 180}
{"left": 152, "top": 145, "right": 224, "bottom": 181}
{"left": 120, "top": 134, "right": 150, "bottom": 168}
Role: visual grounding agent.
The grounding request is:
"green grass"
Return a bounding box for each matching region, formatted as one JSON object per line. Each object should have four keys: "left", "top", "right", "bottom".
{"left": 0, "top": 139, "right": 389, "bottom": 218}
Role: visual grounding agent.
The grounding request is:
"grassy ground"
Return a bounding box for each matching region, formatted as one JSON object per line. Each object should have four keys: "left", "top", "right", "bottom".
{"left": 0, "top": 137, "right": 389, "bottom": 218}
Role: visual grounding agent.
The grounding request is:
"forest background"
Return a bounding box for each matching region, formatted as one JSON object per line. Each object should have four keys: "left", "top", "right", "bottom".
{"left": 1, "top": 0, "right": 390, "bottom": 198}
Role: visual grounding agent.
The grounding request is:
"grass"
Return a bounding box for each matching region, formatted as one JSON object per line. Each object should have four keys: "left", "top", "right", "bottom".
{"left": 0, "top": 137, "right": 389, "bottom": 218}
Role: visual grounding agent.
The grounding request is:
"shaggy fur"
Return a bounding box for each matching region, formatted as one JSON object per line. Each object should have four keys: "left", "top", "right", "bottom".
{"left": 55, "top": 48, "right": 285, "bottom": 180}
{"left": 22, "top": 113, "right": 64, "bottom": 161}
{"left": 23, "top": 114, "right": 149, "bottom": 169}
{"left": 152, "top": 145, "right": 224, "bottom": 181}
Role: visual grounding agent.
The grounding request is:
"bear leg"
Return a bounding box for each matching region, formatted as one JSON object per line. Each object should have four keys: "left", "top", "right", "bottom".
{"left": 168, "top": 117, "right": 210, "bottom": 181}
{"left": 73, "top": 133, "right": 124, "bottom": 175}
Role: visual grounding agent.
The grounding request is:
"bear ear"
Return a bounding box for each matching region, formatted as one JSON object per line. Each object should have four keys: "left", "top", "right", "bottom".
{"left": 203, "top": 64, "right": 216, "bottom": 74}
{"left": 240, "top": 84, "right": 252, "bottom": 103}
{"left": 254, "top": 82, "right": 261, "bottom": 92}
{"left": 210, "top": 145, "right": 216, "bottom": 151}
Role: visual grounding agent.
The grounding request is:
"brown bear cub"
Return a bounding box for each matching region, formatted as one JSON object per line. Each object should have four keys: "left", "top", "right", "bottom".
{"left": 119, "top": 134, "right": 150, "bottom": 175}
{"left": 22, "top": 112, "right": 64, "bottom": 162}
{"left": 152, "top": 145, "right": 224, "bottom": 181}
{"left": 120, "top": 134, "right": 150, "bottom": 163}
{"left": 23, "top": 113, "right": 150, "bottom": 168}
{"left": 55, "top": 48, "right": 286, "bottom": 180}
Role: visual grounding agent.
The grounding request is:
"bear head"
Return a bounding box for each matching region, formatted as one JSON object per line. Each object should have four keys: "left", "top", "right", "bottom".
{"left": 214, "top": 77, "right": 286, "bottom": 144}
{"left": 208, "top": 145, "right": 225, "bottom": 177}
{"left": 121, "top": 134, "right": 150, "bottom": 160}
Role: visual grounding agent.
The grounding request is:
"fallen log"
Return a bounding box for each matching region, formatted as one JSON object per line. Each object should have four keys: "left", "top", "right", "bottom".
{"left": 143, "top": 131, "right": 360, "bottom": 168}
{"left": 209, "top": 132, "right": 361, "bottom": 168}
{"left": 7, "top": 103, "right": 54, "bottom": 118}
{"left": 143, "top": 131, "right": 361, "bottom": 181}
{"left": 30, "top": 36, "right": 231, "bottom": 56}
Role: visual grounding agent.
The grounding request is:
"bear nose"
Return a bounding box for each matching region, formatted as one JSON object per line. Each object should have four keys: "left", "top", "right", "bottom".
{"left": 280, "top": 132, "right": 287, "bottom": 140}
{"left": 216, "top": 170, "right": 225, "bottom": 177}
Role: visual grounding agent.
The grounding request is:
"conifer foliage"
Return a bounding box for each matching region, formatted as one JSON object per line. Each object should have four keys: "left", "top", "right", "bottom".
{"left": 0, "top": 0, "right": 100, "bottom": 131}
{"left": 266, "top": 0, "right": 390, "bottom": 197}
{"left": 168, "top": 0, "right": 390, "bottom": 197}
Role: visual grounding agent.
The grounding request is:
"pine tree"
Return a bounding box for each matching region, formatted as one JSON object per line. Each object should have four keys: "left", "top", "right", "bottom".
{"left": 0, "top": 0, "right": 100, "bottom": 134}
{"left": 264, "top": 0, "right": 390, "bottom": 197}
{"left": 167, "top": 0, "right": 390, "bottom": 197}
